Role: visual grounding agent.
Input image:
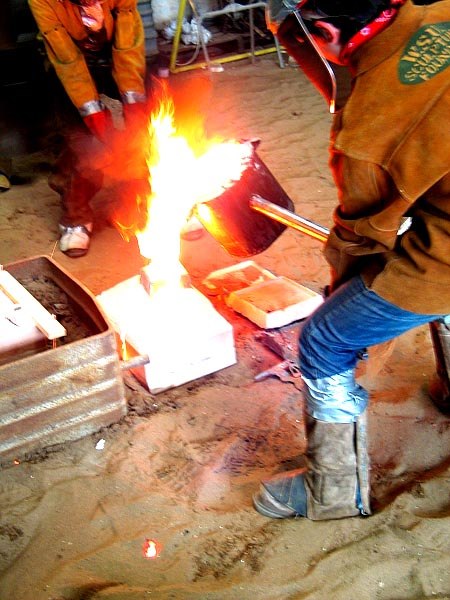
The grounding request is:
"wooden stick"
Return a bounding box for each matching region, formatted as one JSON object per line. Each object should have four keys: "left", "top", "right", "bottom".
{"left": 0, "top": 268, "right": 66, "bottom": 340}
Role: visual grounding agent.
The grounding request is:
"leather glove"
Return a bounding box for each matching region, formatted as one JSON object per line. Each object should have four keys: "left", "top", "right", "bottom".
{"left": 323, "top": 228, "right": 370, "bottom": 292}
{"left": 123, "top": 102, "right": 148, "bottom": 132}
{"left": 83, "top": 108, "right": 114, "bottom": 145}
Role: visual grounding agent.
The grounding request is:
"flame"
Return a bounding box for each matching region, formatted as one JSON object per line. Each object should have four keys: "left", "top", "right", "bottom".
{"left": 123, "top": 89, "right": 252, "bottom": 291}
{"left": 120, "top": 328, "right": 128, "bottom": 361}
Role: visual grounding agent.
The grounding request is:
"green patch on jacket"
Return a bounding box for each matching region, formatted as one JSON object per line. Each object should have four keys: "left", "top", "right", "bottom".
{"left": 398, "top": 22, "right": 450, "bottom": 84}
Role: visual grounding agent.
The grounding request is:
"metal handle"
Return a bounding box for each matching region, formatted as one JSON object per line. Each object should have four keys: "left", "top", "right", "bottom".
{"left": 250, "top": 195, "right": 330, "bottom": 243}
{"left": 120, "top": 354, "right": 150, "bottom": 371}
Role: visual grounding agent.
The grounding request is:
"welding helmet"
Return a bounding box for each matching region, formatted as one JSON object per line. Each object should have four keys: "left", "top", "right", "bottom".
{"left": 266, "top": 0, "right": 406, "bottom": 112}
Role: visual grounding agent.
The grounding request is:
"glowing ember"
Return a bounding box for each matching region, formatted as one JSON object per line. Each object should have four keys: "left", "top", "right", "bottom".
{"left": 124, "top": 92, "right": 252, "bottom": 290}
{"left": 142, "top": 538, "right": 160, "bottom": 559}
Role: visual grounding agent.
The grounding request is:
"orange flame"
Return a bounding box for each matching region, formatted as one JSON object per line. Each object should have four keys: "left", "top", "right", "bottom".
{"left": 122, "top": 89, "right": 252, "bottom": 290}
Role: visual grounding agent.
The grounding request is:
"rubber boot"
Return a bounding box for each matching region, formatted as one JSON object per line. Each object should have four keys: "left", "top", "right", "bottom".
{"left": 429, "top": 320, "right": 450, "bottom": 415}
{"left": 253, "top": 412, "right": 371, "bottom": 520}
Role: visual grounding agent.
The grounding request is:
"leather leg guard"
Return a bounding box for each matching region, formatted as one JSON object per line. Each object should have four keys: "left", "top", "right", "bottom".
{"left": 429, "top": 320, "right": 450, "bottom": 415}
{"left": 253, "top": 413, "right": 371, "bottom": 520}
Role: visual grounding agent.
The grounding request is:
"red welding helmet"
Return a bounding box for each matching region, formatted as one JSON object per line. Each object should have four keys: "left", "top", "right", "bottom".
{"left": 266, "top": 0, "right": 406, "bottom": 112}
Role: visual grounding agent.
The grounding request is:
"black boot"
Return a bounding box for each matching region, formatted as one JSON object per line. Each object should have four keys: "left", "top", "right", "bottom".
{"left": 253, "top": 412, "right": 371, "bottom": 520}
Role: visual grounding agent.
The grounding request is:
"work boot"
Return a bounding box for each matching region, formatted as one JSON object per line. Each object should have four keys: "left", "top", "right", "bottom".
{"left": 59, "top": 223, "right": 93, "bottom": 258}
{"left": 0, "top": 158, "right": 12, "bottom": 192}
{"left": 0, "top": 173, "right": 10, "bottom": 192}
{"left": 253, "top": 412, "right": 371, "bottom": 520}
{"left": 429, "top": 319, "right": 450, "bottom": 415}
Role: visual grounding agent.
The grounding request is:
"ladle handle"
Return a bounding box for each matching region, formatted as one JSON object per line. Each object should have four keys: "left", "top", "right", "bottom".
{"left": 250, "top": 195, "right": 330, "bottom": 244}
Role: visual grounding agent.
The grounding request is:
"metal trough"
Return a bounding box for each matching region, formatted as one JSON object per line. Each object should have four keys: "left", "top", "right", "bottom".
{"left": 0, "top": 255, "right": 126, "bottom": 465}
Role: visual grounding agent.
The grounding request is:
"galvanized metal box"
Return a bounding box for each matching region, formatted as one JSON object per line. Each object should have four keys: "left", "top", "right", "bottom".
{"left": 0, "top": 255, "right": 127, "bottom": 465}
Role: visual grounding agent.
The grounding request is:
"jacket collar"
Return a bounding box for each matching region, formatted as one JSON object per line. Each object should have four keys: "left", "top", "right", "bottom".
{"left": 349, "top": 1, "right": 424, "bottom": 76}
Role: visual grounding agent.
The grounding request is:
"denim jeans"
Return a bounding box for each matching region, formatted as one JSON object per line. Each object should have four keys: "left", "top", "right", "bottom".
{"left": 299, "top": 275, "right": 446, "bottom": 423}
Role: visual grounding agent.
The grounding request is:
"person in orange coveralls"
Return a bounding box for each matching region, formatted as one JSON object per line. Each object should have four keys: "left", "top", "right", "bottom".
{"left": 253, "top": 0, "right": 450, "bottom": 521}
{"left": 29, "top": 0, "right": 149, "bottom": 257}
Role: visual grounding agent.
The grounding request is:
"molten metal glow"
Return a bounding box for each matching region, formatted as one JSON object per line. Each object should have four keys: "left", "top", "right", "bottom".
{"left": 142, "top": 538, "right": 160, "bottom": 559}
{"left": 133, "top": 94, "right": 252, "bottom": 290}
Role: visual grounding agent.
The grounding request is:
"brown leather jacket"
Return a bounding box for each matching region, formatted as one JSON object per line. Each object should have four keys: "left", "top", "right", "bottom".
{"left": 326, "top": 0, "right": 450, "bottom": 314}
{"left": 28, "top": 0, "right": 145, "bottom": 110}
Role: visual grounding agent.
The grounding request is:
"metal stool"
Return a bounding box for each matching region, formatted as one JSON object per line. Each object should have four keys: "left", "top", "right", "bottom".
{"left": 169, "top": 0, "right": 285, "bottom": 73}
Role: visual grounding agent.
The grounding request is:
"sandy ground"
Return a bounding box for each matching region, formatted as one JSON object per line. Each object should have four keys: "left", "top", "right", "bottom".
{"left": 1, "top": 55, "right": 450, "bottom": 600}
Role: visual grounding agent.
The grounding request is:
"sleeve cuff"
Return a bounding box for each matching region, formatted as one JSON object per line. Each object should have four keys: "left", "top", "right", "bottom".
{"left": 121, "top": 91, "right": 147, "bottom": 104}
{"left": 78, "top": 99, "right": 105, "bottom": 117}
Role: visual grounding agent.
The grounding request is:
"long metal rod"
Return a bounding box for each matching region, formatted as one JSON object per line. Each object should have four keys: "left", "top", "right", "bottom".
{"left": 250, "top": 195, "right": 330, "bottom": 243}
{"left": 171, "top": 47, "right": 281, "bottom": 73}
{"left": 293, "top": 9, "right": 337, "bottom": 114}
{"left": 120, "top": 354, "right": 150, "bottom": 371}
{"left": 169, "top": 0, "right": 187, "bottom": 73}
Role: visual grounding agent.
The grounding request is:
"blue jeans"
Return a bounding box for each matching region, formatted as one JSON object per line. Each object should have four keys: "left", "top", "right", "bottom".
{"left": 299, "top": 275, "right": 445, "bottom": 423}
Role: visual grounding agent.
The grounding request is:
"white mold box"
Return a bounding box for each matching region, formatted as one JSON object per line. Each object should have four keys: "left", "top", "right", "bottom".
{"left": 202, "top": 260, "right": 277, "bottom": 294}
{"left": 97, "top": 276, "right": 236, "bottom": 394}
{"left": 227, "top": 276, "right": 323, "bottom": 329}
